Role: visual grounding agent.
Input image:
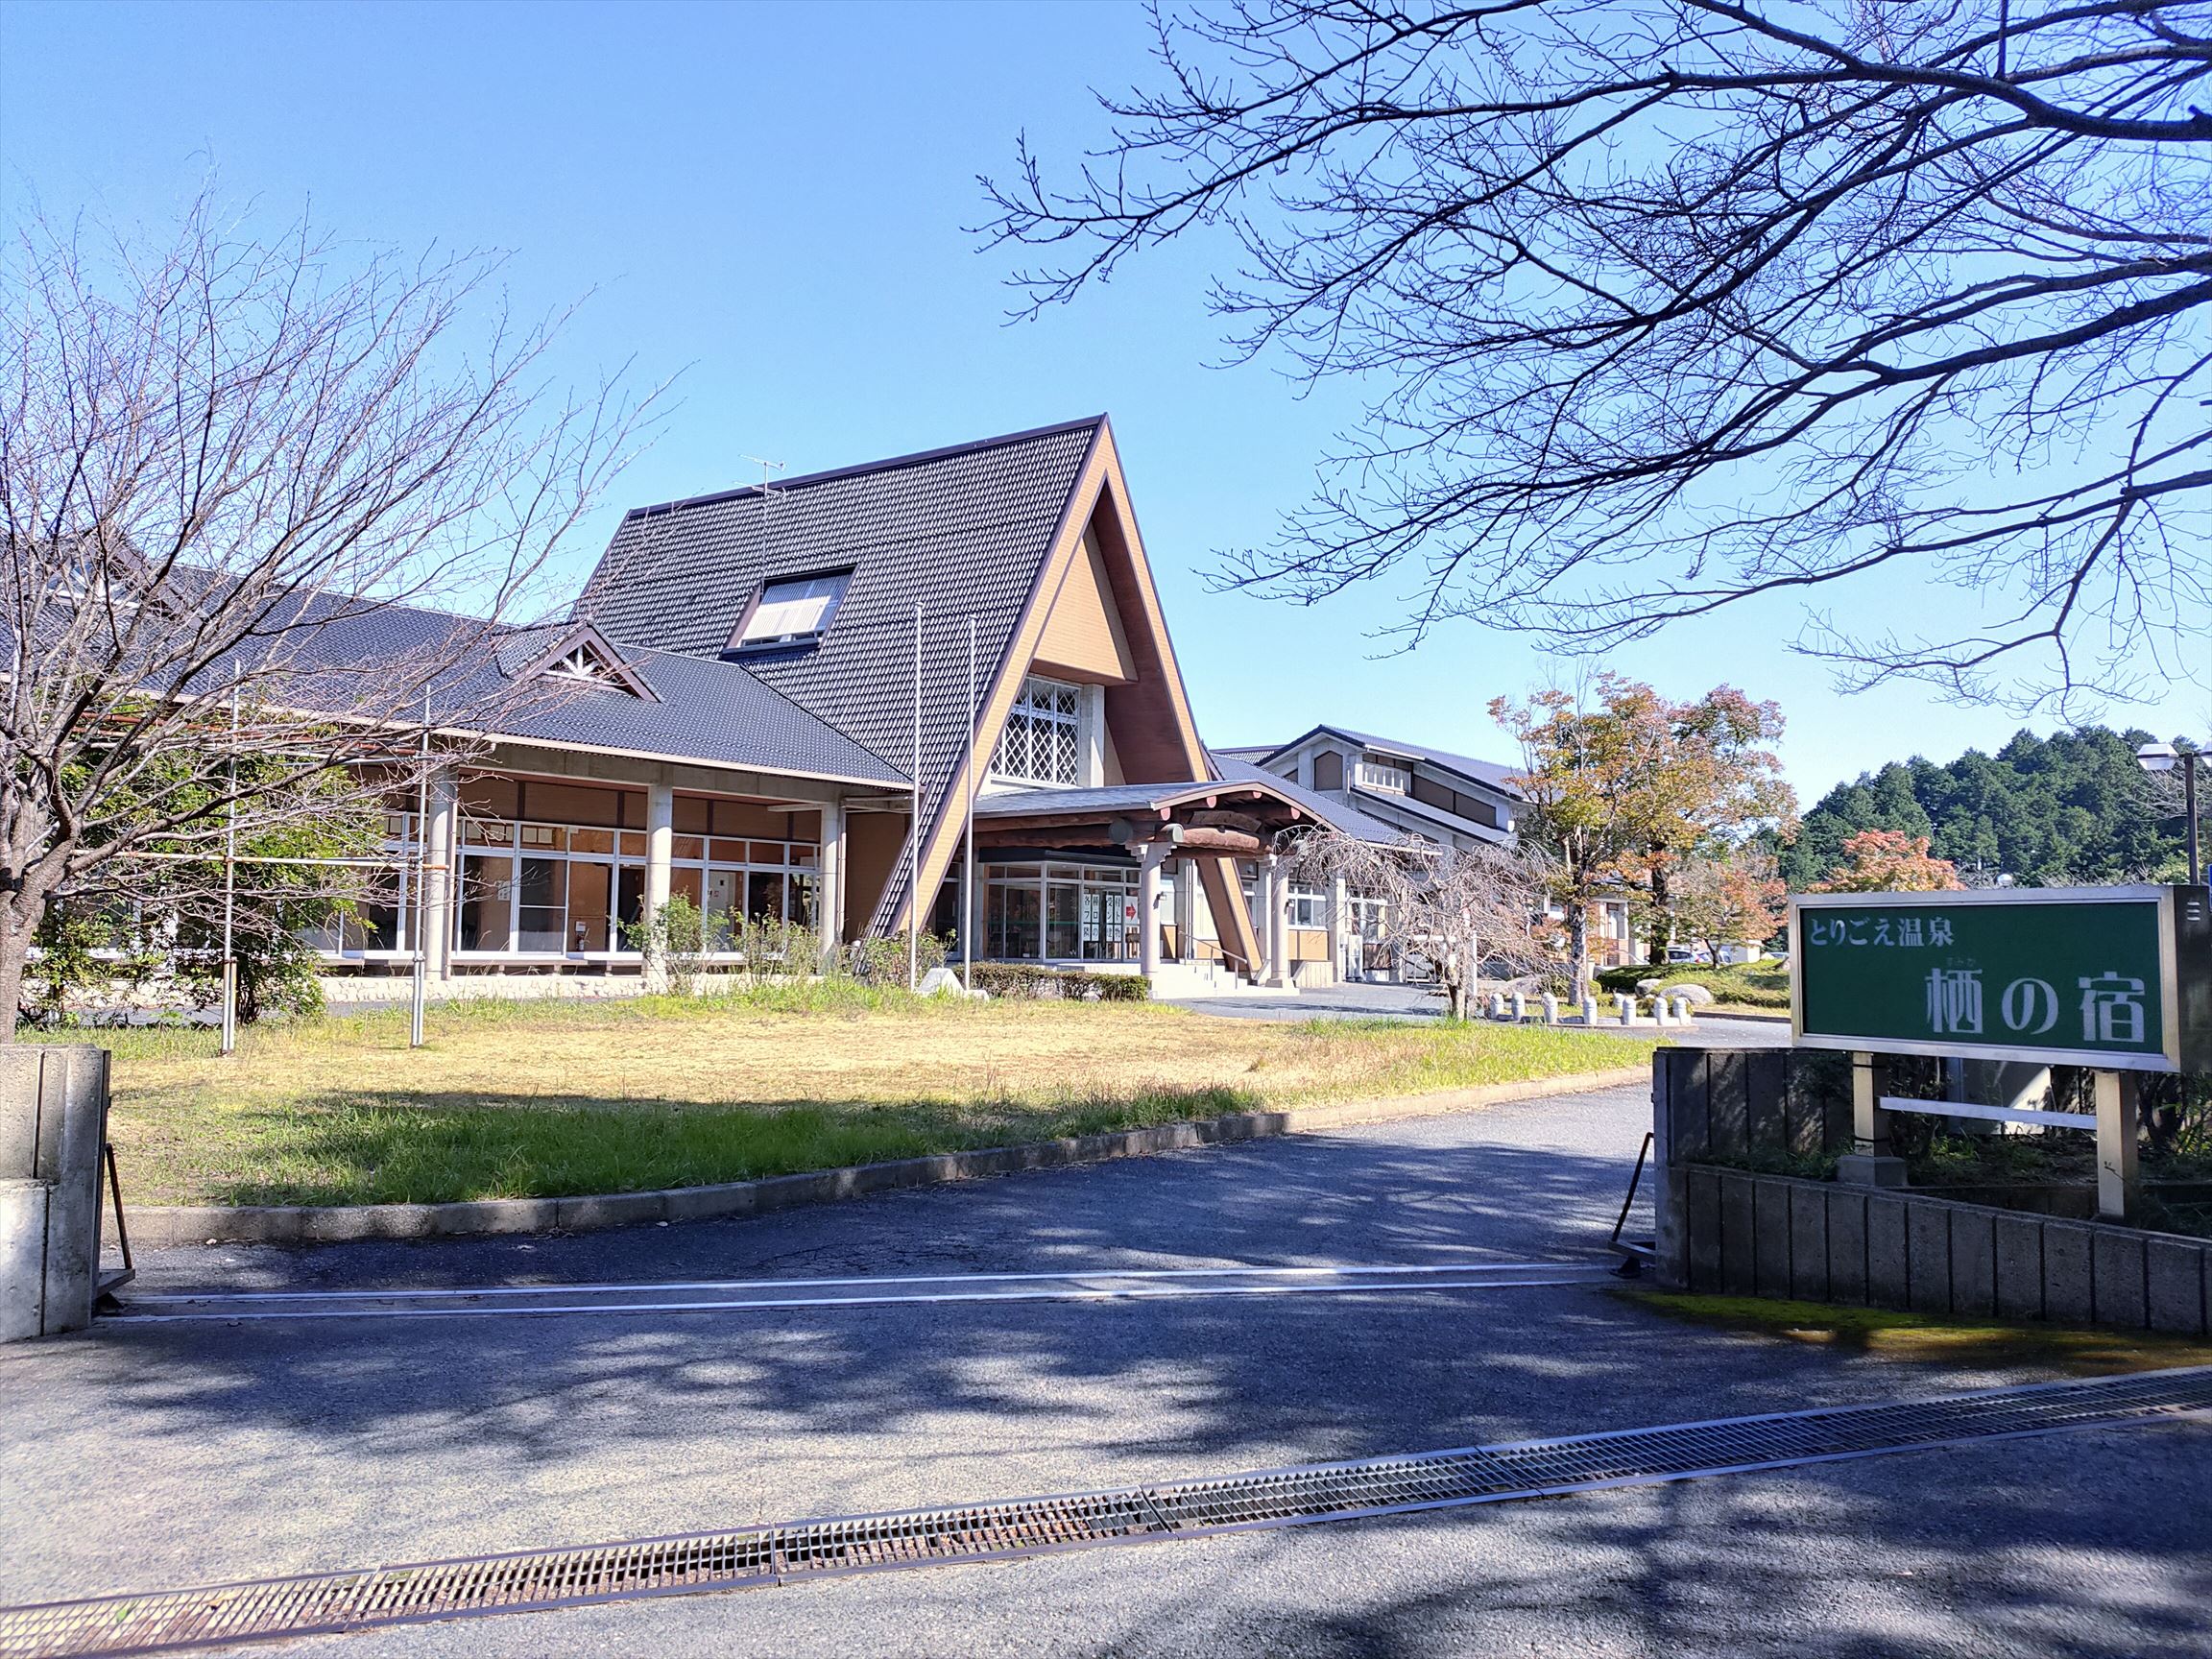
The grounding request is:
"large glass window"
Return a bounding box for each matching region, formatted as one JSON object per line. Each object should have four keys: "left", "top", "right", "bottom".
{"left": 992, "top": 677, "right": 1083, "bottom": 786}
{"left": 1288, "top": 886, "right": 1329, "bottom": 929}
{"left": 984, "top": 861, "right": 1138, "bottom": 961}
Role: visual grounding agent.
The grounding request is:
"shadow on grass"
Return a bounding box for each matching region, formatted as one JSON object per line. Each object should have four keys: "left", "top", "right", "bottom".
{"left": 187, "top": 1086, "right": 1269, "bottom": 1208}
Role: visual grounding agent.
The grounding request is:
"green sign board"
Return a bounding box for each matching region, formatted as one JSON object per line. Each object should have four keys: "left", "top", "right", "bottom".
{"left": 1791, "top": 885, "right": 2212, "bottom": 1072}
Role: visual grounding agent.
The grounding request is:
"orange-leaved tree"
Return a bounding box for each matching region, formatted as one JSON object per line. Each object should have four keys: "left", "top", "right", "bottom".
{"left": 1809, "top": 830, "right": 1962, "bottom": 893}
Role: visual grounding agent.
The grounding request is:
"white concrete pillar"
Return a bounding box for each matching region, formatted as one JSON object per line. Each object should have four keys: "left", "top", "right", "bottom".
{"left": 1615, "top": 993, "right": 1636, "bottom": 1025}
{"left": 2094, "top": 1070, "right": 2139, "bottom": 1220}
{"left": 1511, "top": 992, "right": 1527, "bottom": 1022}
{"left": 422, "top": 768, "right": 458, "bottom": 982}
{"left": 1173, "top": 855, "right": 1197, "bottom": 962}
{"left": 1581, "top": 996, "right": 1599, "bottom": 1026}
{"left": 1541, "top": 994, "right": 1561, "bottom": 1025}
{"left": 1138, "top": 840, "right": 1169, "bottom": 978}
{"left": 1265, "top": 854, "right": 1290, "bottom": 986}
{"left": 644, "top": 779, "right": 674, "bottom": 918}
{"left": 816, "top": 798, "right": 846, "bottom": 957}
{"left": 1489, "top": 992, "right": 1506, "bottom": 1020}
{"left": 1327, "top": 875, "right": 1349, "bottom": 983}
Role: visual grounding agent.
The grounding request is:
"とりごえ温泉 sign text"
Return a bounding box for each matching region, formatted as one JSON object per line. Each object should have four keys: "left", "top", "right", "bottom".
{"left": 1790, "top": 885, "right": 2212, "bottom": 1072}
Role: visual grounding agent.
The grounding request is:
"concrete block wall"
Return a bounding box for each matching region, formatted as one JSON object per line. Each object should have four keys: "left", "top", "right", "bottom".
{"left": 1654, "top": 1046, "right": 1852, "bottom": 1168}
{"left": 1655, "top": 1164, "right": 2212, "bottom": 1335}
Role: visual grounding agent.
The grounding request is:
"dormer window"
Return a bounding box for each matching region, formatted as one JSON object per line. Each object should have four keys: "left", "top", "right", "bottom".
{"left": 512, "top": 622, "right": 659, "bottom": 700}
{"left": 548, "top": 641, "right": 623, "bottom": 684}
{"left": 732, "top": 569, "right": 852, "bottom": 652}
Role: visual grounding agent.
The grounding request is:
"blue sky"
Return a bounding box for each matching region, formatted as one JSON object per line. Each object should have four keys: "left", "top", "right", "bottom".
{"left": 3, "top": 0, "right": 2200, "bottom": 801}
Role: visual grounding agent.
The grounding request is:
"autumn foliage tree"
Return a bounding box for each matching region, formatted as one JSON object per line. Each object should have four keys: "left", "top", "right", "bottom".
{"left": 1670, "top": 846, "right": 1788, "bottom": 967}
{"left": 1491, "top": 674, "right": 1796, "bottom": 997}
{"left": 1809, "top": 830, "right": 1963, "bottom": 894}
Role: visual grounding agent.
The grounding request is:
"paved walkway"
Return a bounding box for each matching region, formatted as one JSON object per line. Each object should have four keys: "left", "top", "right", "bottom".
{"left": 4, "top": 1083, "right": 2202, "bottom": 1656}
{"left": 1177, "top": 978, "right": 1794, "bottom": 1046}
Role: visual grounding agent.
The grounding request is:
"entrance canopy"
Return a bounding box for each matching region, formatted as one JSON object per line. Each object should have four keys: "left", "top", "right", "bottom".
{"left": 971, "top": 778, "right": 1314, "bottom": 858}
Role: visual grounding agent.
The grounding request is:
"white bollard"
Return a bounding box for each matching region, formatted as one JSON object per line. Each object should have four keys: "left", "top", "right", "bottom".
{"left": 1581, "top": 996, "right": 1599, "bottom": 1026}
{"left": 1671, "top": 994, "right": 1695, "bottom": 1025}
{"left": 1541, "top": 994, "right": 1561, "bottom": 1025}
{"left": 1510, "top": 992, "right": 1527, "bottom": 1022}
{"left": 1489, "top": 993, "right": 1507, "bottom": 1020}
{"left": 1615, "top": 993, "right": 1637, "bottom": 1025}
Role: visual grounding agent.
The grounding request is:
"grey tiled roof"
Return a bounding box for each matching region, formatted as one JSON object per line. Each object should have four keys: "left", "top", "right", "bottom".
{"left": 576, "top": 418, "right": 1109, "bottom": 923}
{"left": 1208, "top": 755, "right": 1407, "bottom": 845}
{"left": 259, "top": 597, "right": 906, "bottom": 785}
{"left": 1238, "top": 725, "right": 1524, "bottom": 796}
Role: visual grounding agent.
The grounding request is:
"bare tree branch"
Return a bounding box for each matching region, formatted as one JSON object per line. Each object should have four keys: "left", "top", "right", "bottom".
{"left": 981, "top": 0, "right": 2212, "bottom": 709}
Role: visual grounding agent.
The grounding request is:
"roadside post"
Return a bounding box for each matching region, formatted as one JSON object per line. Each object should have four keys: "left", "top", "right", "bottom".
{"left": 0, "top": 1046, "right": 113, "bottom": 1339}
{"left": 1791, "top": 885, "right": 2211, "bottom": 1218}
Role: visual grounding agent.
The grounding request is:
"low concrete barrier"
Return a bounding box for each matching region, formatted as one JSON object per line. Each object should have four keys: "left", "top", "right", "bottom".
{"left": 1654, "top": 1163, "right": 2212, "bottom": 1335}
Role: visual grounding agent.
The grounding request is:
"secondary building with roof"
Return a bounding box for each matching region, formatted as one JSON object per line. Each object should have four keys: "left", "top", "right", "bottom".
{"left": 1223, "top": 726, "right": 1638, "bottom": 971}
{"left": 317, "top": 416, "right": 1399, "bottom": 997}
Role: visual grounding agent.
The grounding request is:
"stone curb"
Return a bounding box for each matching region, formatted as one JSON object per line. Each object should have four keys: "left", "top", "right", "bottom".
{"left": 113, "top": 1066, "right": 1653, "bottom": 1247}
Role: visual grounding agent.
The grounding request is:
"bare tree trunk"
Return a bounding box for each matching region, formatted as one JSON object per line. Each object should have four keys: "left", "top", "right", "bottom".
{"left": 1646, "top": 851, "right": 1671, "bottom": 967}
{"left": 1569, "top": 902, "right": 1591, "bottom": 1004}
{"left": 0, "top": 892, "right": 37, "bottom": 1040}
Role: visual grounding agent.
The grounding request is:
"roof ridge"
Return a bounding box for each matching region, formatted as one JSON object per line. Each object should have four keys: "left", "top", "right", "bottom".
{"left": 621, "top": 415, "right": 1111, "bottom": 521}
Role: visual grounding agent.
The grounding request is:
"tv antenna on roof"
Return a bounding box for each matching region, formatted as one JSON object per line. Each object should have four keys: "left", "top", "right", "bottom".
{"left": 743, "top": 456, "right": 786, "bottom": 515}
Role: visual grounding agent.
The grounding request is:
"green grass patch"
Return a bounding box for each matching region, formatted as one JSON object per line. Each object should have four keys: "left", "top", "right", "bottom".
{"left": 1597, "top": 959, "right": 1791, "bottom": 1011}
{"left": 39, "top": 995, "right": 1656, "bottom": 1207}
{"left": 1618, "top": 1287, "right": 2212, "bottom": 1374}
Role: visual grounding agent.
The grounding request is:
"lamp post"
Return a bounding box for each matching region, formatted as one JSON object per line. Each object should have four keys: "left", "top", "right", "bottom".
{"left": 2137, "top": 741, "right": 2201, "bottom": 886}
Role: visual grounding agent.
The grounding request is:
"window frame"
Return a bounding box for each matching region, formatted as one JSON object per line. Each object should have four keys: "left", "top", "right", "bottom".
{"left": 728, "top": 567, "right": 854, "bottom": 653}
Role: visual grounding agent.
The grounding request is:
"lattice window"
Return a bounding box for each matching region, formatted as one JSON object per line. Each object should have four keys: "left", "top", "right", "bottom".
{"left": 993, "top": 677, "right": 1083, "bottom": 785}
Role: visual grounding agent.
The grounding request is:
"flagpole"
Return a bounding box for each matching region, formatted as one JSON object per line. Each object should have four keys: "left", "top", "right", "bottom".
{"left": 409, "top": 689, "right": 430, "bottom": 1048}
{"left": 908, "top": 600, "right": 921, "bottom": 991}
{"left": 219, "top": 687, "right": 239, "bottom": 1055}
{"left": 963, "top": 617, "right": 976, "bottom": 994}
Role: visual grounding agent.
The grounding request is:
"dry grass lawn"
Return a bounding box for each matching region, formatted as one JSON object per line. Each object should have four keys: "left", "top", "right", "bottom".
{"left": 46, "top": 983, "right": 1655, "bottom": 1207}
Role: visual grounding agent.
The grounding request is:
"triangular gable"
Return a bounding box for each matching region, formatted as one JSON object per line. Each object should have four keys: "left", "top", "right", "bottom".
{"left": 508, "top": 622, "right": 661, "bottom": 702}
{"left": 1032, "top": 531, "right": 1136, "bottom": 684}
{"left": 873, "top": 420, "right": 1262, "bottom": 969}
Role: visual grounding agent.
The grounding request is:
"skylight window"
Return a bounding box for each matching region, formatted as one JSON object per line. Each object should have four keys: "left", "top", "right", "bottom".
{"left": 733, "top": 570, "right": 852, "bottom": 651}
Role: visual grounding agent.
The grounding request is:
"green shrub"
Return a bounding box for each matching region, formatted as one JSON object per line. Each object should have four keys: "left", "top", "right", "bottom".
{"left": 1095, "top": 974, "right": 1150, "bottom": 1001}
{"left": 848, "top": 930, "right": 950, "bottom": 987}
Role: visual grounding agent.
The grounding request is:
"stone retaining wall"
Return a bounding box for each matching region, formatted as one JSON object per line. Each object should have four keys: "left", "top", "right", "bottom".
{"left": 1654, "top": 1163, "right": 2212, "bottom": 1335}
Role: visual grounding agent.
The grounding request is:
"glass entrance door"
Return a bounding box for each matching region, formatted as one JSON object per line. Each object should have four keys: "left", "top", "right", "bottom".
{"left": 568, "top": 861, "right": 613, "bottom": 952}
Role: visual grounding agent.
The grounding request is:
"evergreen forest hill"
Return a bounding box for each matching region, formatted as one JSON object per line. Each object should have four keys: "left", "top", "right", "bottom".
{"left": 1781, "top": 727, "right": 2198, "bottom": 890}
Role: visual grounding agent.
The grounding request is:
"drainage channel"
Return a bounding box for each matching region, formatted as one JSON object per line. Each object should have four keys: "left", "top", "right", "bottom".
{"left": 7, "top": 1366, "right": 2206, "bottom": 1658}
{"left": 109, "top": 1261, "right": 1616, "bottom": 1324}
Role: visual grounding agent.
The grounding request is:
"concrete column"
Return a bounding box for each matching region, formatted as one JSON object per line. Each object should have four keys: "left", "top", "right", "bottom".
{"left": 0, "top": 1046, "right": 107, "bottom": 1337}
{"left": 1138, "top": 840, "right": 1169, "bottom": 978}
{"left": 1327, "top": 875, "right": 1349, "bottom": 982}
{"left": 2094, "top": 1070, "right": 2139, "bottom": 1220}
{"left": 422, "top": 768, "right": 458, "bottom": 982}
{"left": 1839, "top": 1050, "right": 1908, "bottom": 1188}
{"left": 0, "top": 1179, "right": 51, "bottom": 1343}
{"left": 1265, "top": 854, "right": 1290, "bottom": 986}
{"left": 1174, "top": 857, "right": 1197, "bottom": 962}
{"left": 816, "top": 798, "right": 846, "bottom": 958}
{"left": 1581, "top": 996, "right": 1599, "bottom": 1026}
{"left": 1511, "top": 992, "right": 1527, "bottom": 1022}
{"left": 1615, "top": 993, "right": 1636, "bottom": 1025}
{"left": 1541, "top": 994, "right": 1560, "bottom": 1025}
{"left": 644, "top": 779, "right": 674, "bottom": 917}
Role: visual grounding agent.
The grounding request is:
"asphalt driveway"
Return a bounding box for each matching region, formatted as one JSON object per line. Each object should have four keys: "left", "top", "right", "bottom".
{"left": 3, "top": 1080, "right": 2203, "bottom": 1657}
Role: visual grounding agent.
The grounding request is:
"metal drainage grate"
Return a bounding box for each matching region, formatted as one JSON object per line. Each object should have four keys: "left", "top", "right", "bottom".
{"left": 6, "top": 1367, "right": 2206, "bottom": 1658}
